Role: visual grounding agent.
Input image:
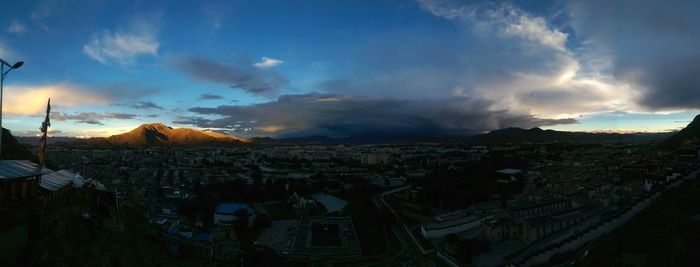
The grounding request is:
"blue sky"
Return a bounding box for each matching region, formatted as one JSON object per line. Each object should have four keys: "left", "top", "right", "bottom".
{"left": 1, "top": 0, "right": 698, "bottom": 137}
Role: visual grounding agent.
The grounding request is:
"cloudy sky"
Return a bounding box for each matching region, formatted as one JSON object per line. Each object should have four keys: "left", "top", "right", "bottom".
{"left": 0, "top": 0, "right": 698, "bottom": 138}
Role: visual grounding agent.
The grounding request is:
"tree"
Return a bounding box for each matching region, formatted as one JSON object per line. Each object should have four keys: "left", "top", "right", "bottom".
{"left": 177, "top": 199, "right": 197, "bottom": 222}
{"left": 233, "top": 208, "right": 250, "bottom": 229}
{"left": 244, "top": 246, "right": 282, "bottom": 267}
{"left": 454, "top": 238, "right": 490, "bottom": 264}
{"left": 253, "top": 214, "right": 272, "bottom": 231}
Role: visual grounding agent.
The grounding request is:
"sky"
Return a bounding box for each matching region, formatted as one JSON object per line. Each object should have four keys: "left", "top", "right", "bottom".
{"left": 0, "top": 0, "right": 699, "bottom": 138}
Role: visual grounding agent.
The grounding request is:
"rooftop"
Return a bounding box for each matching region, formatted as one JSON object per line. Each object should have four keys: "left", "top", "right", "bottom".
{"left": 40, "top": 170, "right": 81, "bottom": 191}
{"left": 423, "top": 215, "right": 482, "bottom": 231}
{"left": 0, "top": 160, "right": 52, "bottom": 181}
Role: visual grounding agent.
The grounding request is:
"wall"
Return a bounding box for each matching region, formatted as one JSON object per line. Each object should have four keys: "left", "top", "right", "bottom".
{"left": 511, "top": 173, "right": 696, "bottom": 266}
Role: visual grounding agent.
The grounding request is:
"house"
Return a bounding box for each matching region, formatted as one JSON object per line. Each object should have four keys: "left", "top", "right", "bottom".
{"left": 519, "top": 205, "right": 597, "bottom": 242}
{"left": 496, "top": 168, "right": 523, "bottom": 183}
{"left": 0, "top": 160, "right": 52, "bottom": 207}
{"left": 361, "top": 153, "right": 389, "bottom": 165}
{"left": 507, "top": 199, "right": 569, "bottom": 219}
{"left": 484, "top": 217, "right": 518, "bottom": 242}
{"left": 39, "top": 170, "right": 85, "bottom": 203}
{"left": 289, "top": 216, "right": 361, "bottom": 260}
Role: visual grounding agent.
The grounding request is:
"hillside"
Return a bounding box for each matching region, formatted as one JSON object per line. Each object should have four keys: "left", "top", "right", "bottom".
{"left": 67, "top": 123, "right": 249, "bottom": 148}
{"left": 465, "top": 127, "right": 672, "bottom": 145}
{"left": 1, "top": 128, "right": 39, "bottom": 161}
{"left": 662, "top": 115, "right": 700, "bottom": 148}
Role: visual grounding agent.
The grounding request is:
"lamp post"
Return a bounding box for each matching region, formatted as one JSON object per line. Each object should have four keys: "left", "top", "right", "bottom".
{"left": 0, "top": 58, "right": 24, "bottom": 159}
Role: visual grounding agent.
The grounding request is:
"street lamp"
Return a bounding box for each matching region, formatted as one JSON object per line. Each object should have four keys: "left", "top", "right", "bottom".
{"left": 0, "top": 58, "right": 24, "bottom": 159}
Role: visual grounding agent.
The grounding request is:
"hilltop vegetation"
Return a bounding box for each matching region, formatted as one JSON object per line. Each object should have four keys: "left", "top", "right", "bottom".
{"left": 1, "top": 128, "right": 39, "bottom": 161}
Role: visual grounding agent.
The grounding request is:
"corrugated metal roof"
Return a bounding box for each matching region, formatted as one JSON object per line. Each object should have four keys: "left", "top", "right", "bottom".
{"left": 40, "top": 170, "right": 76, "bottom": 191}
{"left": 0, "top": 160, "right": 52, "bottom": 180}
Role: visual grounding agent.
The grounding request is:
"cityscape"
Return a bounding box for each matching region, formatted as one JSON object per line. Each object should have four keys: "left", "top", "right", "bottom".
{"left": 2, "top": 1, "right": 700, "bottom": 267}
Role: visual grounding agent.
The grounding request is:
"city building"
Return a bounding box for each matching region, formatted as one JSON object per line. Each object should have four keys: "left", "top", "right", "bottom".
{"left": 289, "top": 216, "right": 361, "bottom": 261}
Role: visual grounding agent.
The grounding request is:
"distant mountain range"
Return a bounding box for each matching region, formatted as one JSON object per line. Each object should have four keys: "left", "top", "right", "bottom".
{"left": 15, "top": 136, "right": 83, "bottom": 145}
{"left": 15, "top": 122, "right": 681, "bottom": 148}
{"left": 465, "top": 127, "right": 673, "bottom": 145}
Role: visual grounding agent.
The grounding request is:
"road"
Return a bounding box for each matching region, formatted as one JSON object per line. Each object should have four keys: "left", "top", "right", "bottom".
{"left": 361, "top": 193, "right": 434, "bottom": 267}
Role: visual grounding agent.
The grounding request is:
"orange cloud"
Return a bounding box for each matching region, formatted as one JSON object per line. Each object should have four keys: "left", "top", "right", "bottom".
{"left": 3, "top": 84, "right": 111, "bottom": 116}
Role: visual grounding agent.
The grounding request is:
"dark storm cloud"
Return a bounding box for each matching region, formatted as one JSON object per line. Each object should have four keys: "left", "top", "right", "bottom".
{"left": 568, "top": 0, "right": 700, "bottom": 110}
{"left": 172, "top": 116, "right": 212, "bottom": 126}
{"left": 180, "top": 93, "right": 575, "bottom": 137}
{"left": 319, "top": 2, "right": 590, "bottom": 118}
{"left": 199, "top": 93, "right": 224, "bottom": 100}
{"left": 97, "top": 82, "right": 161, "bottom": 100}
{"left": 317, "top": 34, "right": 478, "bottom": 98}
{"left": 51, "top": 112, "right": 139, "bottom": 125}
{"left": 173, "top": 56, "right": 288, "bottom": 95}
{"left": 123, "top": 101, "right": 164, "bottom": 110}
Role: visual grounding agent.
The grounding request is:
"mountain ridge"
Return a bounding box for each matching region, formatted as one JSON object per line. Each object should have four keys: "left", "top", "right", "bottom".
{"left": 662, "top": 114, "right": 700, "bottom": 148}
{"left": 22, "top": 122, "right": 677, "bottom": 147}
{"left": 464, "top": 127, "right": 672, "bottom": 145}
{"left": 64, "top": 123, "right": 250, "bottom": 148}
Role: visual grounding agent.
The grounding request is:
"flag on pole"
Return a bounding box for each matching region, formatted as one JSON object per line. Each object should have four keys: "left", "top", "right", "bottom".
{"left": 38, "top": 98, "right": 51, "bottom": 166}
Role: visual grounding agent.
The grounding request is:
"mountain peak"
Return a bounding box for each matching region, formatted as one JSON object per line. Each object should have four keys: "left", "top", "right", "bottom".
{"left": 139, "top": 122, "right": 171, "bottom": 131}
{"left": 103, "top": 123, "right": 246, "bottom": 147}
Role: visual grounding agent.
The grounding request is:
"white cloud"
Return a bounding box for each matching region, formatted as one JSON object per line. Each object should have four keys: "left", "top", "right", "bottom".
{"left": 253, "top": 57, "right": 283, "bottom": 68}
{"left": 0, "top": 42, "right": 21, "bottom": 62}
{"left": 415, "top": 0, "right": 639, "bottom": 120}
{"left": 6, "top": 21, "right": 27, "bottom": 34}
{"left": 3, "top": 84, "right": 111, "bottom": 116}
{"left": 83, "top": 20, "right": 159, "bottom": 65}
{"left": 0, "top": 42, "right": 12, "bottom": 59}
{"left": 31, "top": 0, "right": 53, "bottom": 31}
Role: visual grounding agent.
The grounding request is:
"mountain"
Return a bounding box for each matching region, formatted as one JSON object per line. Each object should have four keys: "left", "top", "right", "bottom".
{"left": 465, "top": 127, "right": 672, "bottom": 145}
{"left": 1, "top": 128, "right": 39, "bottom": 161}
{"left": 50, "top": 122, "right": 676, "bottom": 148}
{"left": 66, "top": 123, "right": 249, "bottom": 148}
{"left": 663, "top": 115, "right": 700, "bottom": 148}
{"left": 251, "top": 135, "right": 339, "bottom": 145}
